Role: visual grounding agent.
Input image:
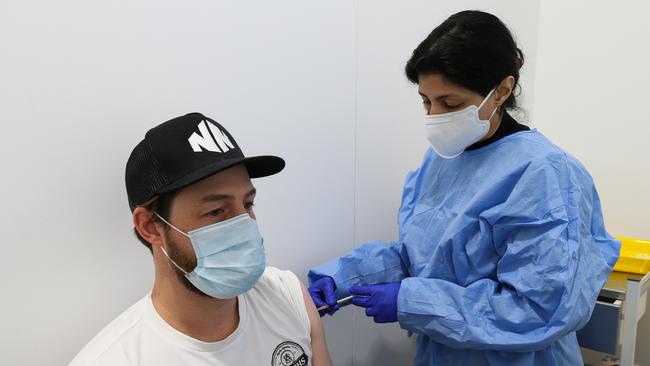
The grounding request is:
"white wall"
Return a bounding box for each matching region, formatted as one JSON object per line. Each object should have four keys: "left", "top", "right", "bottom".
{"left": 533, "top": 1, "right": 650, "bottom": 365}
{"left": 0, "top": 1, "right": 539, "bottom": 365}
{"left": 0, "top": 2, "right": 357, "bottom": 365}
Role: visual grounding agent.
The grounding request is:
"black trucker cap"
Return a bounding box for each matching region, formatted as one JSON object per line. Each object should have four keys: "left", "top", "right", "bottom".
{"left": 125, "top": 112, "right": 285, "bottom": 211}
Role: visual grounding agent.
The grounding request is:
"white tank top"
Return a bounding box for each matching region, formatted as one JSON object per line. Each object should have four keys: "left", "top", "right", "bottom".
{"left": 69, "top": 267, "right": 312, "bottom": 366}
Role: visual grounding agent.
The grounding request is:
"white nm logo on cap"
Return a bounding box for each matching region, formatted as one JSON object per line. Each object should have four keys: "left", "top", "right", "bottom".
{"left": 188, "top": 120, "right": 235, "bottom": 153}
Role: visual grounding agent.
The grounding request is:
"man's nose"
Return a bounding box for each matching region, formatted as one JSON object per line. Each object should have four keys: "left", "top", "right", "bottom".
{"left": 227, "top": 205, "right": 250, "bottom": 220}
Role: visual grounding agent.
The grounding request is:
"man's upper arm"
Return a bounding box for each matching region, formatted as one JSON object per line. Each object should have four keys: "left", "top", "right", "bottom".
{"left": 300, "top": 282, "right": 333, "bottom": 366}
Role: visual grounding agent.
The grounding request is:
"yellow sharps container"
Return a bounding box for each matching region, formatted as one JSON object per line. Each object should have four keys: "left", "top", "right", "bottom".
{"left": 613, "top": 236, "right": 650, "bottom": 274}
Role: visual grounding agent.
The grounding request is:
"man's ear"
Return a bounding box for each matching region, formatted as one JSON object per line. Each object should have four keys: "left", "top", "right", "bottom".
{"left": 133, "top": 207, "right": 164, "bottom": 248}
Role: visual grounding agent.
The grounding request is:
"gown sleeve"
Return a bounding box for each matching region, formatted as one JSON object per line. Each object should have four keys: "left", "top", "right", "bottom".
{"left": 308, "top": 240, "right": 408, "bottom": 299}
{"left": 307, "top": 163, "right": 424, "bottom": 299}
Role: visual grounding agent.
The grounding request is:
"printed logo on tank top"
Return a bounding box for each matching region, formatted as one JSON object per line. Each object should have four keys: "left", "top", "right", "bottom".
{"left": 271, "top": 341, "right": 308, "bottom": 366}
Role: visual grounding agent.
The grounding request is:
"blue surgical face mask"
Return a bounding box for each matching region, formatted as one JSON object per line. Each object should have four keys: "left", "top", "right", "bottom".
{"left": 154, "top": 213, "right": 266, "bottom": 299}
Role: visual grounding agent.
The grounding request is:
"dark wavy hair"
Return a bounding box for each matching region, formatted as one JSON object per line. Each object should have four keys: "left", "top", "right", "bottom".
{"left": 405, "top": 10, "right": 524, "bottom": 110}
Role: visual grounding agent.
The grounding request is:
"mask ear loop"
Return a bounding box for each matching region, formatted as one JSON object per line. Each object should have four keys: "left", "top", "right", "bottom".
{"left": 153, "top": 212, "right": 190, "bottom": 275}
{"left": 153, "top": 212, "right": 190, "bottom": 237}
{"left": 478, "top": 88, "right": 499, "bottom": 122}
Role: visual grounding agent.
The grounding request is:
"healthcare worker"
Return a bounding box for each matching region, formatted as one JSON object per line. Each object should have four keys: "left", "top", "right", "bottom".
{"left": 307, "top": 10, "right": 620, "bottom": 366}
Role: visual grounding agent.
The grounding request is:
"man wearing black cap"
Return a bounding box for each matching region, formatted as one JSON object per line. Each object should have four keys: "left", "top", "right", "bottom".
{"left": 70, "top": 113, "right": 332, "bottom": 366}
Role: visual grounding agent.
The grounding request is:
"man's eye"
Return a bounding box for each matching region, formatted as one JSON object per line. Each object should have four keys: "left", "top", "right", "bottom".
{"left": 445, "top": 103, "right": 462, "bottom": 109}
{"left": 245, "top": 202, "right": 255, "bottom": 210}
{"left": 207, "top": 208, "right": 224, "bottom": 217}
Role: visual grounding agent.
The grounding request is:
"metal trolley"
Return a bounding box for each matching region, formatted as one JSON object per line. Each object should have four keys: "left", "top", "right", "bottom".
{"left": 578, "top": 270, "right": 650, "bottom": 366}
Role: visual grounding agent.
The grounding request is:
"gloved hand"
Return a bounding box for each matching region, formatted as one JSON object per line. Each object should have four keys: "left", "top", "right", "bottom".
{"left": 350, "top": 283, "right": 401, "bottom": 323}
{"left": 308, "top": 276, "right": 341, "bottom": 317}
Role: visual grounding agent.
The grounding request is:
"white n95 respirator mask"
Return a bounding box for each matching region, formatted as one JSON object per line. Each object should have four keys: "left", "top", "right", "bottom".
{"left": 155, "top": 213, "right": 266, "bottom": 299}
{"left": 424, "top": 88, "right": 498, "bottom": 159}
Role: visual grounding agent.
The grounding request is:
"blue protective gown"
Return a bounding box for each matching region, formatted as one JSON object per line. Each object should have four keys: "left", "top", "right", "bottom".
{"left": 308, "top": 130, "right": 620, "bottom": 366}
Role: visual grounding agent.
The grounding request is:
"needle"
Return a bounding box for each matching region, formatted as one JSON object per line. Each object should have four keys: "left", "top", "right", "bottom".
{"left": 316, "top": 295, "right": 358, "bottom": 312}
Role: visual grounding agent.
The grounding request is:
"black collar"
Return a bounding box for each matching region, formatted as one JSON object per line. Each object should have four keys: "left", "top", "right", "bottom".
{"left": 466, "top": 112, "right": 530, "bottom": 151}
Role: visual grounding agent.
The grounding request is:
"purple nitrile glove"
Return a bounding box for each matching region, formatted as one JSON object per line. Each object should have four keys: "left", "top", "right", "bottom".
{"left": 308, "top": 276, "right": 341, "bottom": 317}
{"left": 350, "top": 283, "right": 401, "bottom": 323}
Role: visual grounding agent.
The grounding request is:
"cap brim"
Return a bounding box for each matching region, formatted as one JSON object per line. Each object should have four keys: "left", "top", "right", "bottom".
{"left": 158, "top": 155, "right": 285, "bottom": 195}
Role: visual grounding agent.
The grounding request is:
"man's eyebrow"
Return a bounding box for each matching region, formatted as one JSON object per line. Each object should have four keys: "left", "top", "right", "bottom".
{"left": 199, "top": 188, "right": 256, "bottom": 203}
{"left": 200, "top": 194, "right": 234, "bottom": 203}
